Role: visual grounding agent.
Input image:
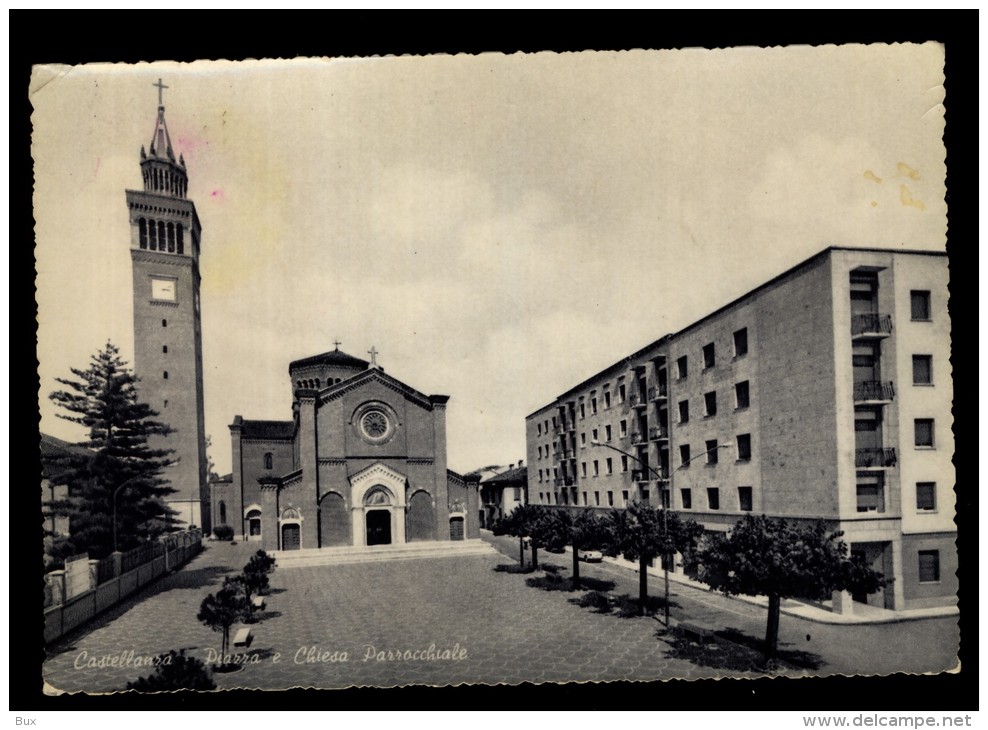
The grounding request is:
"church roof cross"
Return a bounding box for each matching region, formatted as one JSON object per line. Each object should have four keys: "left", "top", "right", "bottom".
{"left": 153, "top": 78, "right": 169, "bottom": 107}
{"left": 368, "top": 346, "right": 379, "bottom": 367}
{"left": 333, "top": 339, "right": 342, "bottom": 351}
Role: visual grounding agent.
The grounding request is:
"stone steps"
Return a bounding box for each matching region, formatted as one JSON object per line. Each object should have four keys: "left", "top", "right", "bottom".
{"left": 271, "top": 539, "right": 497, "bottom": 568}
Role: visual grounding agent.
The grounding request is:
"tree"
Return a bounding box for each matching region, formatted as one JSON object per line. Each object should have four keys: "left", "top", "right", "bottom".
{"left": 540, "top": 509, "right": 608, "bottom": 589}
{"left": 47, "top": 342, "right": 177, "bottom": 559}
{"left": 126, "top": 650, "right": 216, "bottom": 691}
{"left": 246, "top": 549, "right": 276, "bottom": 581}
{"left": 684, "top": 514, "right": 887, "bottom": 663}
{"left": 604, "top": 501, "right": 703, "bottom": 615}
{"left": 491, "top": 504, "right": 551, "bottom": 571}
{"left": 197, "top": 585, "right": 248, "bottom": 667}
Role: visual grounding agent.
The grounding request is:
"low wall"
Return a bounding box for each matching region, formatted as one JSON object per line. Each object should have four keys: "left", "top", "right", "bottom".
{"left": 44, "top": 530, "right": 203, "bottom": 645}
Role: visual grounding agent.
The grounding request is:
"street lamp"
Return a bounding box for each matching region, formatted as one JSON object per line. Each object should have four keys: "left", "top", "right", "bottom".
{"left": 590, "top": 439, "right": 733, "bottom": 628}
{"left": 112, "top": 459, "right": 179, "bottom": 553}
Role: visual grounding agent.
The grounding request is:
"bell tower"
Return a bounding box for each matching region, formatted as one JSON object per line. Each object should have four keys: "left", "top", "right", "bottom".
{"left": 126, "top": 79, "right": 208, "bottom": 531}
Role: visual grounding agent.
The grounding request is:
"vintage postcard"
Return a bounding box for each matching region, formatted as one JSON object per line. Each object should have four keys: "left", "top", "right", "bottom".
{"left": 35, "top": 46, "right": 956, "bottom": 695}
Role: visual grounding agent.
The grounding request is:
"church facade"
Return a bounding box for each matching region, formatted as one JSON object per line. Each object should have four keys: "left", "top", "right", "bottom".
{"left": 213, "top": 348, "right": 480, "bottom": 551}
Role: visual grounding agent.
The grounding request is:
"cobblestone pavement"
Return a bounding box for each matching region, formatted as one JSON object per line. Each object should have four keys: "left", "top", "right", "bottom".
{"left": 43, "top": 535, "right": 959, "bottom": 693}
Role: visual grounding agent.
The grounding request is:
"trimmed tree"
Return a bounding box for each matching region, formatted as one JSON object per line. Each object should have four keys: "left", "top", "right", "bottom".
{"left": 540, "top": 509, "right": 608, "bottom": 589}
{"left": 47, "top": 341, "right": 177, "bottom": 560}
{"left": 604, "top": 501, "right": 703, "bottom": 615}
{"left": 684, "top": 514, "right": 887, "bottom": 663}
{"left": 492, "top": 504, "right": 550, "bottom": 571}
{"left": 126, "top": 650, "right": 216, "bottom": 691}
{"left": 197, "top": 585, "right": 248, "bottom": 668}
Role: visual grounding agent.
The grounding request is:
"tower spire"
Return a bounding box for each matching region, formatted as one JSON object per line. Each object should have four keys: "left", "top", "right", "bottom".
{"left": 140, "top": 78, "right": 187, "bottom": 198}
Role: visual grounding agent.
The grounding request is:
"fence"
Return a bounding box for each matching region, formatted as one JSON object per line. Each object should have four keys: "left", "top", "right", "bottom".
{"left": 44, "top": 529, "right": 203, "bottom": 644}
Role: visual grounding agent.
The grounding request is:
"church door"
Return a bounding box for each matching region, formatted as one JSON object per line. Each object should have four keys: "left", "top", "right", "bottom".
{"left": 282, "top": 523, "right": 301, "bottom": 551}
{"left": 366, "top": 510, "right": 392, "bottom": 546}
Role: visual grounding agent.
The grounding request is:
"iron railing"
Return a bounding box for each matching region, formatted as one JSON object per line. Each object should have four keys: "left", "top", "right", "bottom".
{"left": 854, "top": 380, "right": 895, "bottom": 402}
{"left": 855, "top": 447, "right": 897, "bottom": 468}
{"left": 851, "top": 313, "right": 893, "bottom": 337}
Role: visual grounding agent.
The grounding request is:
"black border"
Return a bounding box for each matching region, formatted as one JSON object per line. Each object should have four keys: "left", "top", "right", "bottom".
{"left": 14, "top": 10, "right": 977, "bottom": 713}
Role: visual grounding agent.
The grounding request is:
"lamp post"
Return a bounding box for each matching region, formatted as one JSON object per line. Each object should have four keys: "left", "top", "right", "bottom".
{"left": 590, "top": 439, "right": 733, "bottom": 627}
{"left": 112, "top": 459, "right": 179, "bottom": 554}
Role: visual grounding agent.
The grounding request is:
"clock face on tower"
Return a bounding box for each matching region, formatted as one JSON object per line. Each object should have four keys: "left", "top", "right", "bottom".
{"left": 150, "top": 277, "right": 177, "bottom": 301}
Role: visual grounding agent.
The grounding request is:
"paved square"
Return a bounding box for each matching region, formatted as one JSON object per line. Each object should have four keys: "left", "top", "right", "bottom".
{"left": 43, "top": 538, "right": 958, "bottom": 693}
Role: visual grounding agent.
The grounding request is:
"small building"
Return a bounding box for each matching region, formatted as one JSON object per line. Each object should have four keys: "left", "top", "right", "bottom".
{"left": 40, "top": 433, "right": 88, "bottom": 566}
{"left": 470, "top": 462, "right": 527, "bottom": 528}
{"left": 219, "top": 347, "right": 480, "bottom": 551}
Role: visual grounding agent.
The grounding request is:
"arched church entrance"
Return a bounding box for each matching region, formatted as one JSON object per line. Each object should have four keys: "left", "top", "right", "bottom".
{"left": 364, "top": 487, "right": 394, "bottom": 546}
{"left": 366, "top": 510, "right": 392, "bottom": 546}
{"left": 245, "top": 508, "right": 262, "bottom": 542}
{"left": 282, "top": 523, "right": 301, "bottom": 550}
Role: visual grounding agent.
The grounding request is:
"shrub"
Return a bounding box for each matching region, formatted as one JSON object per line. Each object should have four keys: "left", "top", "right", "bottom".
{"left": 213, "top": 524, "right": 234, "bottom": 541}
{"left": 126, "top": 650, "right": 216, "bottom": 691}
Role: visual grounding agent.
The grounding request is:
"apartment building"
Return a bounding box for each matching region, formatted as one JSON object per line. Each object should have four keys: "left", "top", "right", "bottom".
{"left": 526, "top": 247, "right": 954, "bottom": 612}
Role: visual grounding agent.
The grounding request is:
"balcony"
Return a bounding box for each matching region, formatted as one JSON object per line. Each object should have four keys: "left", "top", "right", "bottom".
{"left": 649, "top": 425, "right": 669, "bottom": 441}
{"left": 851, "top": 313, "right": 893, "bottom": 339}
{"left": 628, "top": 393, "right": 647, "bottom": 409}
{"left": 854, "top": 380, "right": 895, "bottom": 403}
{"left": 630, "top": 432, "right": 644, "bottom": 445}
{"left": 648, "top": 385, "right": 668, "bottom": 401}
{"left": 630, "top": 469, "right": 651, "bottom": 484}
{"left": 553, "top": 478, "right": 564, "bottom": 487}
{"left": 563, "top": 477, "right": 575, "bottom": 487}
{"left": 565, "top": 420, "right": 576, "bottom": 433}
{"left": 553, "top": 423, "right": 564, "bottom": 435}
{"left": 855, "top": 447, "right": 897, "bottom": 468}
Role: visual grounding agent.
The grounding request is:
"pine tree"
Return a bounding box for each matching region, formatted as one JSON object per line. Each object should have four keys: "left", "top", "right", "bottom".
{"left": 47, "top": 341, "right": 177, "bottom": 560}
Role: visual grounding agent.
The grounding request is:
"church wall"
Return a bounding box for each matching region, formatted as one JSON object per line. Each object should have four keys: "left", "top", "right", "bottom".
{"left": 239, "top": 437, "right": 294, "bottom": 535}
{"left": 431, "top": 405, "right": 451, "bottom": 540}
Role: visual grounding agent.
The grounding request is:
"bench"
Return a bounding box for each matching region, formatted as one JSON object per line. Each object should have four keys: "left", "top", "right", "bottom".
{"left": 233, "top": 627, "right": 253, "bottom": 648}
{"left": 252, "top": 596, "right": 266, "bottom": 610}
{"left": 676, "top": 622, "right": 715, "bottom": 644}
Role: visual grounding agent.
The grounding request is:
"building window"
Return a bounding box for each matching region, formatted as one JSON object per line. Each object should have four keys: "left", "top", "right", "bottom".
{"left": 162, "top": 319, "right": 167, "bottom": 327}
{"left": 592, "top": 428, "right": 598, "bottom": 442}
{"left": 704, "top": 391, "right": 717, "bottom": 417}
{"left": 552, "top": 416, "right": 557, "bottom": 429}
{"left": 553, "top": 468, "right": 558, "bottom": 479}
{"left": 916, "top": 482, "right": 937, "bottom": 512}
{"left": 593, "top": 460, "right": 599, "bottom": 477}
{"left": 607, "top": 491, "right": 614, "bottom": 507}
{"left": 537, "top": 423, "right": 542, "bottom": 436}
{"left": 616, "top": 489, "right": 626, "bottom": 506}
{"left": 679, "top": 444, "right": 691, "bottom": 466}
{"left": 581, "top": 433, "right": 587, "bottom": 447}
{"left": 591, "top": 398, "right": 598, "bottom": 414}
{"left": 582, "top": 492, "right": 588, "bottom": 505}
{"left": 914, "top": 419, "right": 935, "bottom": 448}
{"left": 606, "top": 458, "right": 613, "bottom": 475}
{"left": 581, "top": 462, "right": 587, "bottom": 478}
{"left": 621, "top": 455, "right": 628, "bottom": 472}
{"left": 618, "top": 384, "right": 626, "bottom": 403}
{"left": 910, "top": 290, "right": 931, "bottom": 321}
{"left": 912, "top": 355, "right": 933, "bottom": 385}
{"left": 856, "top": 474, "right": 885, "bottom": 512}
{"left": 264, "top": 452, "right": 273, "bottom": 470}
{"left": 680, "top": 488, "right": 692, "bottom": 509}
{"left": 733, "top": 328, "right": 748, "bottom": 357}
{"left": 537, "top": 446, "right": 542, "bottom": 459}
{"left": 678, "top": 400, "right": 689, "bottom": 424}
{"left": 703, "top": 343, "right": 716, "bottom": 369}
{"left": 619, "top": 419, "right": 627, "bottom": 437}
{"left": 218, "top": 501, "right": 226, "bottom": 524}
{"left": 736, "top": 434, "right": 751, "bottom": 461}
{"left": 738, "top": 487, "right": 753, "bottom": 511}
{"left": 707, "top": 488, "right": 720, "bottom": 510}
{"left": 538, "top": 469, "right": 542, "bottom": 483}
{"left": 605, "top": 424, "right": 612, "bottom": 441}
{"left": 176, "top": 224, "right": 184, "bottom": 254}
{"left": 918, "top": 550, "right": 940, "bottom": 583}
{"left": 162, "top": 345, "right": 168, "bottom": 353}
{"left": 705, "top": 440, "right": 719, "bottom": 464}
{"left": 594, "top": 491, "right": 600, "bottom": 506}
{"left": 579, "top": 404, "right": 585, "bottom": 420}
{"left": 513, "top": 487, "right": 522, "bottom": 502}
{"left": 604, "top": 392, "right": 611, "bottom": 409}
{"left": 735, "top": 380, "right": 750, "bottom": 410}
{"left": 163, "top": 371, "right": 168, "bottom": 379}
{"left": 677, "top": 356, "right": 688, "bottom": 380}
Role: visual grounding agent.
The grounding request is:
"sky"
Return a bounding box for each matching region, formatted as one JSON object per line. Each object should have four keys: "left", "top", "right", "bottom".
{"left": 32, "top": 46, "right": 947, "bottom": 475}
